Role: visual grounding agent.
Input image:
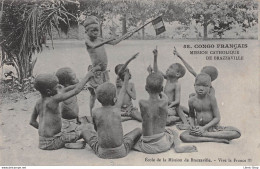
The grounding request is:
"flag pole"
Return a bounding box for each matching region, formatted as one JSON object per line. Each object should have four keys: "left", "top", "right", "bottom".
{"left": 133, "top": 15, "right": 162, "bottom": 33}
{"left": 124, "top": 14, "right": 163, "bottom": 39}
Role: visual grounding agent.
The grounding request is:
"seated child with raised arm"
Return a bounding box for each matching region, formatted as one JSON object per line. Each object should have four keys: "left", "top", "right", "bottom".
{"left": 174, "top": 47, "right": 218, "bottom": 96}
{"left": 55, "top": 67, "right": 97, "bottom": 148}
{"left": 151, "top": 48, "right": 189, "bottom": 126}
{"left": 114, "top": 53, "right": 142, "bottom": 122}
{"left": 83, "top": 16, "right": 134, "bottom": 116}
{"left": 133, "top": 72, "right": 197, "bottom": 154}
{"left": 180, "top": 73, "right": 241, "bottom": 144}
{"left": 29, "top": 68, "right": 97, "bottom": 150}
{"left": 83, "top": 71, "right": 142, "bottom": 159}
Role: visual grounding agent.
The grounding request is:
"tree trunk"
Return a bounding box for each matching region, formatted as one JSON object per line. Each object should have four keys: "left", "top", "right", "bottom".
{"left": 18, "top": 63, "right": 24, "bottom": 83}
{"left": 203, "top": 23, "right": 208, "bottom": 39}
{"left": 16, "top": 54, "right": 29, "bottom": 83}
{"left": 12, "top": 58, "right": 20, "bottom": 81}
{"left": 122, "top": 14, "right": 127, "bottom": 35}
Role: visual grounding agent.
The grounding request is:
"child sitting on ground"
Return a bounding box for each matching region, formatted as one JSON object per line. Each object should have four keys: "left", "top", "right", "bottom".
{"left": 149, "top": 48, "right": 189, "bottom": 127}
{"left": 180, "top": 73, "right": 241, "bottom": 144}
{"left": 114, "top": 53, "right": 142, "bottom": 122}
{"left": 174, "top": 47, "right": 219, "bottom": 130}
{"left": 84, "top": 16, "right": 134, "bottom": 116}
{"left": 133, "top": 72, "right": 197, "bottom": 154}
{"left": 29, "top": 68, "right": 97, "bottom": 150}
{"left": 55, "top": 67, "right": 97, "bottom": 148}
{"left": 83, "top": 71, "right": 142, "bottom": 159}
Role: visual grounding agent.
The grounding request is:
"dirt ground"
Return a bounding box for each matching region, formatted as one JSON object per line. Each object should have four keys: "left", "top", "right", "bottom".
{"left": 0, "top": 39, "right": 259, "bottom": 166}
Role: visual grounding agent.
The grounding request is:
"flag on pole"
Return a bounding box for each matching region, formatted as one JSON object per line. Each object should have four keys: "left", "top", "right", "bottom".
{"left": 152, "top": 16, "right": 166, "bottom": 35}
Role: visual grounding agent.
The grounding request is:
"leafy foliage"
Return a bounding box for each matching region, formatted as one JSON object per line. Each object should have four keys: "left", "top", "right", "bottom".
{"left": 1, "top": 0, "right": 77, "bottom": 84}
{"left": 167, "top": 0, "right": 258, "bottom": 38}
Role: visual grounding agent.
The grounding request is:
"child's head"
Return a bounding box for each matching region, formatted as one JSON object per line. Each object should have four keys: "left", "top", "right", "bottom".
{"left": 145, "top": 73, "right": 164, "bottom": 94}
{"left": 56, "top": 67, "right": 79, "bottom": 86}
{"left": 200, "top": 66, "right": 218, "bottom": 82}
{"left": 115, "top": 64, "right": 131, "bottom": 81}
{"left": 83, "top": 16, "right": 99, "bottom": 38}
{"left": 194, "top": 73, "right": 212, "bottom": 96}
{"left": 34, "top": 74, "right": 59, "bottom": 96}
{"left": 166, "top": 63, "right": 186, "bottom": 79}
{"left": 96, "top": 82, "right": 117, "bottom": 106}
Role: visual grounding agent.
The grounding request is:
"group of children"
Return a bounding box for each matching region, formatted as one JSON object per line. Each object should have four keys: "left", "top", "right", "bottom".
{"left": 30, "top": 16, "right": 241, "bottom": 159}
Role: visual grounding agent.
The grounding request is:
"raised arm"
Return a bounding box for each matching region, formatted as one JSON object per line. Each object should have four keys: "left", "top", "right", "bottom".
{"left": 116, "top": 70, "right": 130, "bottom": 108}
{"left": 107, "top": 31, "right": 134, "bottom": 45}
{"left": 52, "top": 67, "right": 99, "bottom": 103}
{"left": 173, "top": 47, "right": 197, "bottom": 77}
{"left": 152, "top": 48, "right": 167, "bottom": 78}
{"left": 29, "top": 104, "right": 39, "bottom": 129}
{"left": 85, "top": 37, "right": 115, "bottom": 49}
{"left": 118, "top": 52, "right": 139, "bottom": 75}
{"left": 153, "top": 48, "right": 158, "bottom": 73}
{"left": 62, "top": 85, "right": 77, "bottom": 92}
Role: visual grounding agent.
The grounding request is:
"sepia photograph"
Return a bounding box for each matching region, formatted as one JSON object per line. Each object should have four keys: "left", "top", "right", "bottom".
{"left": 0, "top": 0, "right": 259, "bottom": 166}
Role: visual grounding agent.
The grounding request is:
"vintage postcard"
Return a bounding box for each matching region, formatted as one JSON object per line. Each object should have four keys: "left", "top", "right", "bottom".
{"left": 0, "top": 0, "right": 259, "bottom": 167}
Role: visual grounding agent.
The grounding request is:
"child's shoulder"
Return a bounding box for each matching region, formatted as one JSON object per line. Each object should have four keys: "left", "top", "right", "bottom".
{"left": 165, "top": 80, "right": 181, "bottom": 90}
{"left": 166, "top": 79, "right": 180, "bottom": 85}
{"left": 158, "top": 99, "right": 168, "bottom": 107}
{"left": 34, "top": 99, "right": 42, "bottom": 108}
{"left": 207, "top": 93, "right": 217, "bottom": 102}
{"left": 188, "top": 95, "right": 196, "bottom": 103}
{"left": 139, "top": 99, "right": 166, "bottom": 107}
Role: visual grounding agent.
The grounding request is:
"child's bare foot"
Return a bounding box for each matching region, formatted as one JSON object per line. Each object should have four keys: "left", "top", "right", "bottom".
{"left": 219, "top": 139, "right": 230, "bottom": 144}
{"left": 121, "top": 116, "right": 132, "bottom": 122}
{"left": 65, "top": 141, "right": 86, "bottom": 149}
{"left": 201, "top": 132, "right": 230, "bottom": 144}
{"left": 176, "top": 124, "right": 190, "bottom": 130}
{"left": 174, "top": 145, "right": 197, "bottom": 153}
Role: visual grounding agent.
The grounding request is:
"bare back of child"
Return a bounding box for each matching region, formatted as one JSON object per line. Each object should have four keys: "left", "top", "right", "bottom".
{"left": 82, "top": 72, "right": 142, "bottom": 159}
{"left": 180, "top": 73, "right": 241, "bottom": 144}
{"left": 151, "top": 48, "right": 189, "bottom": 127}
{"left": 133, "top": 73, "right": 197, "bottom": 154}
{"left": 29, "top": 68, "right": 97, "bottom": 150}
{"left": 114, "top": 53, "right": 142, "bottom": 122}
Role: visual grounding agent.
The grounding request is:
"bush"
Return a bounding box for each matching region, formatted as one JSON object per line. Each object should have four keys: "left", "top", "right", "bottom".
{"left": 0, "top": 76, "right": 36, "bottom": 94}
